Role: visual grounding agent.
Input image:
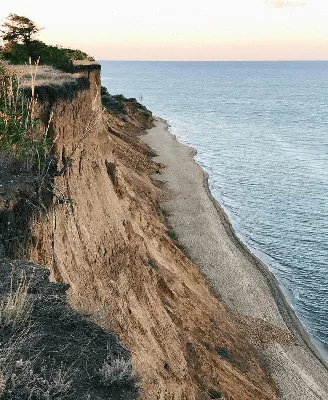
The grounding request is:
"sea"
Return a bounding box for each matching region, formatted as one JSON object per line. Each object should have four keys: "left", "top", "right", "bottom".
{"left": 100, "top": 60, "right": 328, "bottom": 356}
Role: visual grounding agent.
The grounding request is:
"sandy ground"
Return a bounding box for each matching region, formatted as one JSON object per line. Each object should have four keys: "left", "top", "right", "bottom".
{"left": 144, "top": 118, "right": 328, "bottom": 400}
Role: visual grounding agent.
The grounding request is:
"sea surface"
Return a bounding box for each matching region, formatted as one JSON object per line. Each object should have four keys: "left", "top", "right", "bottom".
{"left": 100, "top": 60, "right": 328, "bottom": 354}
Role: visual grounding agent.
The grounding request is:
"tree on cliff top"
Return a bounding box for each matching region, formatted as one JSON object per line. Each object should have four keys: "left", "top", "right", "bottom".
{"left": 0, "top": 14, "right": 90, "bottom": 70}
{"left": 0, "top": 14, "right": 41, "bottom": 50}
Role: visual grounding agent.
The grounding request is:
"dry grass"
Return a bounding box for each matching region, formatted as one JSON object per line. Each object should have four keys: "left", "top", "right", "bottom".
{"left": 98, "top": 357, "right": 136, "bottom": 387}
{"left": 0, "top": 271, "right": 32, "bottom": 329}
{"left": 73, "top": 60, "right": 97, "bottom": 66}
{"left": 0, "top": 340, "right": 73, "bottom": 398}
{"left": 0, "top": 269, "right": 74, "bottom": 398}
{"left": 7, "top": 64, "right": 81, "bottom": 88}
{"left": 0, "top": 60, "right": 51, "bottom": 172}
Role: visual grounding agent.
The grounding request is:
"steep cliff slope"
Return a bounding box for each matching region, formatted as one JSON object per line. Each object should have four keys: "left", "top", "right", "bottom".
{"left": 0, "top": 64, "right": 281, "bottom": 399}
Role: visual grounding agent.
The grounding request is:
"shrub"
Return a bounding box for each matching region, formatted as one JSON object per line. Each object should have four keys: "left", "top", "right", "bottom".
{"left": 101, "top": 86, "right": 153, "bottom": 120}
{"left": 167, "top": 230, "right": 177, "bottom": 240}
{"left": 208, "top": 388, "right": 223, "bottom": 399}
{"left": 98, "top": 357, "right": 136, "bottom": 387}
{"left": 215, "top": 346, "right": 230, "bottom": 361}
{"left": 2, "top": 41, "right": 89, "bottom": 72}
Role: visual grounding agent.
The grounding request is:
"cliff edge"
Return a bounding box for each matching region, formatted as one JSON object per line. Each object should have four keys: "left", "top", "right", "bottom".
{"left": 0, "top": 63, "right": 280, "bottom": 399}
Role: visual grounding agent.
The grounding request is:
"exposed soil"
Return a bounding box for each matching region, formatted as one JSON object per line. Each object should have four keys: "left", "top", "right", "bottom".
{"left": 0, "top": 64, "right": 286, "bottom": 399}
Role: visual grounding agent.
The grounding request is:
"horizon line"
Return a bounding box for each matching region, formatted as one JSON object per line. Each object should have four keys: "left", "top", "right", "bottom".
{"left": 96, "top": 59, "right": 328, "bottom": 63}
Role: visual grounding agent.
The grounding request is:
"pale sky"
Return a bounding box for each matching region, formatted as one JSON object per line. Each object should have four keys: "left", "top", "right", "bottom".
{"left": 0, "top": 0, "right": 327, "bottom": 60}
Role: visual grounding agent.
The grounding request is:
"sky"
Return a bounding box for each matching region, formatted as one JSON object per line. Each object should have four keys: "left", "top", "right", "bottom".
{"left": 0, "top": 0, "right": 327, "bottom": 61}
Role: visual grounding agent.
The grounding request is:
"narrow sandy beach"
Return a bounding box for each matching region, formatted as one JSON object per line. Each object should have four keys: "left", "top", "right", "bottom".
{"left": 144, "top": 118, "right": 328, "bottom": 400}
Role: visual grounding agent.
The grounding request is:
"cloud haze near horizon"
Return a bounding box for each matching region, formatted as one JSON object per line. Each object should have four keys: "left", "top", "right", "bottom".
{"left": 262, "top": 0, "right": 307, "bottom": 8}
{"left": 0, "top": 0, "right": 327, "bottom": 61}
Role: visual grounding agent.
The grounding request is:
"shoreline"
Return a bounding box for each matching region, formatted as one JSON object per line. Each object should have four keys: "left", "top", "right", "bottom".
{"left": 144, "top": 117, "right": 328, "bottom": 399}
{"left": 201, "top": 161, "right": 328, "bottom": 369}
{"left": 155, "top": 117, "right": 328, "bottom": 367}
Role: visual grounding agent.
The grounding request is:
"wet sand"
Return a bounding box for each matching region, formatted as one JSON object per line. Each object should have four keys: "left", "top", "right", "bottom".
{"left": 144, "top": 118, "right": 328, "bottom": 400}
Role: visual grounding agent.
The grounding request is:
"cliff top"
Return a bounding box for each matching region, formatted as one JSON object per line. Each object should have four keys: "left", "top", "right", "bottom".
{"left": 7, "top": 64, "right": 81, "bottom": 88}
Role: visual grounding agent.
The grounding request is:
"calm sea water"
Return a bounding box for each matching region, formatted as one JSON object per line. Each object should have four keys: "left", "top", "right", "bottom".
{"left": 100, "top": 61, "right": 328, "bottom": 353}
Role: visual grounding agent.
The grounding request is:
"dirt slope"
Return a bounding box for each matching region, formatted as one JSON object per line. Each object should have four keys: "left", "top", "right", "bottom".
{"left": 0, "top": 64, "right": 280, "bottom": 399}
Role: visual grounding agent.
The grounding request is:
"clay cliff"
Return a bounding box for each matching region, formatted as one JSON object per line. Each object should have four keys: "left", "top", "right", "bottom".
{"left": 0, "top": 63, "right": 279, "bottom": 399}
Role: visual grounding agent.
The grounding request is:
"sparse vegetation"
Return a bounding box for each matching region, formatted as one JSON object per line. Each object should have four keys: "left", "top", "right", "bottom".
{"left": 216, "top": 346, "right": 231, "bottom": 361}
{"left": 0, "top": 260, "right": 139, "bottom": 399}
{"left": 208, "top": 388, "right": 223, "bottom": 399}
{"left": 167, "top": 230, "right": 177, "bottom": 240}
{"left": 0, "top": 271, "right": 32, "bottom": 329}
{"left": 0, "top": 60, "right": 51, "bottom": 172}
{"left": 98, "top": 357, "right": 137, "bottom": 387}
{"left": 16, "top": 65, "right": 80, "bottom": 88}
{"left": 101, "top": 86, "right": 153, "bottom": 119}
{"left": 165, "top": 228, "right": 188, "bottom": 254}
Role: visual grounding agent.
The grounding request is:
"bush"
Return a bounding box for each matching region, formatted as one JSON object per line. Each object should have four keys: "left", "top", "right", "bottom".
{"left": 2, "top": 41, "right": 89, "bottom": 72}
{"left": 98, "top": 357, "right": 137, "bottom": 387}
{"left": 101, "top": 86, "right": 153, "bottom": 119}
{"left": 208, "top": 388, "right": 223, "bottom": 399}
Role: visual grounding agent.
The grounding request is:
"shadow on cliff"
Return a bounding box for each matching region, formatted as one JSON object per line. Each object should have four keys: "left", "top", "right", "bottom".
{"left": 0, "top": 259, "right": 139, "bottom": 399}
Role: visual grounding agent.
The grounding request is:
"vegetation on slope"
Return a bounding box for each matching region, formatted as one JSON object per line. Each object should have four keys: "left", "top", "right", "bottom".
{"left": 0, "top": 61, "right": 50, "bottom": 172}
{"left": 101, "top": 86, "right": 152, "bottom": 119}
{"left": 0, "top": 260, "right": 139, "bottom": 399}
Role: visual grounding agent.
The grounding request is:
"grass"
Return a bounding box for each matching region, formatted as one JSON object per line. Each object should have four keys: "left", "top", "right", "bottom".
{"left": 12, "top": 64, "right": 81, "bottom": 88}
{"left": 0, "top": 350, "right": 74, "bottom": 399}
{"left": 0, "top": 260, "right": 139, "bottom": 399}
{"left": 0, "top": 271, "right": 32, "bottom": 329}
{"left": 98, "top": 357, "right": 136, "bottom": 387}
{"left": 0, "top": 60, "right": 51, "bottom": 173}
{"left": 0, "top": 340, "right": 74, "bottom": 399}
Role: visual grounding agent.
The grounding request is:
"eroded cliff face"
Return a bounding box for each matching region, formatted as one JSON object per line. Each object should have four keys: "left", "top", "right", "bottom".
{"left": 0, "top": 65, "right": 278, "bottom": 399}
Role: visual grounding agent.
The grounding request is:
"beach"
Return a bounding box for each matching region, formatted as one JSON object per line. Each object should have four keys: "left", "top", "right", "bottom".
{"left": 144, "top": 118, "right": 328, "bottom": 400}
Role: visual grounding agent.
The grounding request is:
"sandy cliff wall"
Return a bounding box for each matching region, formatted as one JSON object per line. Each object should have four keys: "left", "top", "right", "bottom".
{"left": 0, "top": 64, "right": 280, "bottom": 399}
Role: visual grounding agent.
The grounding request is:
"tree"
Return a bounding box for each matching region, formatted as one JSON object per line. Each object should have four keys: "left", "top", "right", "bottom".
{"left": 1, "top": 14, "right": 41, "bottom": 50}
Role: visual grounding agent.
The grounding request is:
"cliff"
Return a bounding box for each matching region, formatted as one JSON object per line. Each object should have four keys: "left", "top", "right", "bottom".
{"left": 0, "top": 63, "right": 279, "bottom": 399}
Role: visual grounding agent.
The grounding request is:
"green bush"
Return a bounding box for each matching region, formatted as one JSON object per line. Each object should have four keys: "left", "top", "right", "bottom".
{"left": 1, "top": 42, "right": 29, "bottom": 64}
{"left": 101, "top": 86, "right": 153, "bottom": 119}
{"left": 2, "top": 41, "right": 89, "bottom": 72}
